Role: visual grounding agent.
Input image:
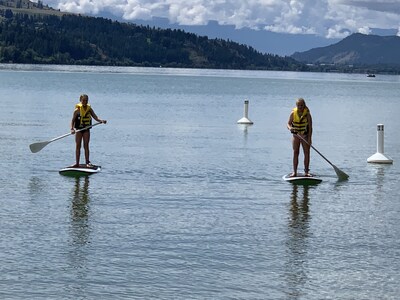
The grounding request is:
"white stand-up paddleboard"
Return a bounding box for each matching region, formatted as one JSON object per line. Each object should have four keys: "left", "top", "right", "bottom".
{"left": 282, "top": 173, "right": 322, "bottom": 185}
{"left": 59, "top": 164, "right": 101, "bottom": 176}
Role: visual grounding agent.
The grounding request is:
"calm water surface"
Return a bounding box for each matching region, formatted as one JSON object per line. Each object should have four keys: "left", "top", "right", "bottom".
{"left": 0, "top": 64, "right": 399, "bottom": 299}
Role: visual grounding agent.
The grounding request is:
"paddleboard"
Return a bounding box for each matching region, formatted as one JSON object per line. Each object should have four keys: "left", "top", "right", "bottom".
{"left": 282, "top": 173, "right": 322, "bottom": 185}
{"left": 59, "top": 164, "right": 101, "bottom": 176}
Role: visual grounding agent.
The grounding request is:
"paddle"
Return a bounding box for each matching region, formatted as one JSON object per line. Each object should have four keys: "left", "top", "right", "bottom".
{"left": 29, "top": 122, "right": 102, "bottom": 153}
{"left": 295, "top": 133, "right": 349, "bottom": 181}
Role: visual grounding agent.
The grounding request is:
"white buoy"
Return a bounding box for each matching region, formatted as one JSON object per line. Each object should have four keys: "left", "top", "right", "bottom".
{"left": 367, "top": 124, "right": 393, "bottom": 164}
{"left": 237, "top": 100, "right": 253, "bottom": 124}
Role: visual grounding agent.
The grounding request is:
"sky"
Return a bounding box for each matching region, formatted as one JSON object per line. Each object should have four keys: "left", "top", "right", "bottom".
{"left": 40, "top": 0, "right": 400, "bottom": 39}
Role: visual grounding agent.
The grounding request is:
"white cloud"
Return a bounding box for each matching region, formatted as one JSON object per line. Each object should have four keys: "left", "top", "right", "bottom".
{"left": 358, "top": 26, "right": 371, "bottom": 34}
{"left": 43, "top": 0, "right": 400, "bottom": 38}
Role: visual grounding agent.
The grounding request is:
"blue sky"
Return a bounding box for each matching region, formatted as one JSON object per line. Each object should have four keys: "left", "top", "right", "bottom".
{"left": 41, "top": 0, "right": 400, "bottom": 38}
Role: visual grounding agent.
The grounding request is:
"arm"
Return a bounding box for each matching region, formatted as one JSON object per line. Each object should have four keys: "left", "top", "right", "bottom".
{"left": 90, "top": 108, "right": 107, "bottom": 124}
{"left": 71, "top": 108, "right": 79, "bottom": 133}
{"left": 287, "top": 112, "right": 295, "bottom": 132}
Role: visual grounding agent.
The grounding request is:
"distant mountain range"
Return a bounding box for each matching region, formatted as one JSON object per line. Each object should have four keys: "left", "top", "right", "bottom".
{"left": 110, "top": 17, "right": 342, "bottom": 57}
{"left": 291, "top": 33, "right": 400, "bottom": 66}
{"left": 64, "top": 10, "right": 399, "bottom": 58}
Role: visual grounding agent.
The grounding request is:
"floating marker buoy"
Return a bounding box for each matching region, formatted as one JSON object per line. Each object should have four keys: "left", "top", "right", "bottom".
{"left": 367, "top": 124, "right": 393, "bottom": 164}
{"left": 237, "top": 100, "right": 253, "bottom": 124}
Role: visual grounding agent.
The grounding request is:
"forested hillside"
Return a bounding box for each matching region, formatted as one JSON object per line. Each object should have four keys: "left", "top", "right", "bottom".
{"left": 0, "top": 12, "right": 307, "bottom": 70}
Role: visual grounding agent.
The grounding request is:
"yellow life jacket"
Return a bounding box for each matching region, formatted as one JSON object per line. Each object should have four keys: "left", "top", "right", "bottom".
{"left": 75, "top": 103, "right": 92, "bottom": 127}
{"left": 292, "top": 107, "right": 309, "bottom": 134}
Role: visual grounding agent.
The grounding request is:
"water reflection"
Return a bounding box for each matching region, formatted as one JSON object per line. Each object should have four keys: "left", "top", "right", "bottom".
{"left": 367, "top": 164, "right": 393, "bottom": 203}
{"left": 238, "top": 124, "right": 250, "bottom": 145}
{"left": 66, "top": 176, "right": 92, "bottom": 296}
{"left": 284, "top": 184, "right": 311, "bottom": 299}
{"left": 370, "top": 164, "right": 391, "bottom": 193}
{"left": 70, "top": 176, "right": 91, "bottom": 246}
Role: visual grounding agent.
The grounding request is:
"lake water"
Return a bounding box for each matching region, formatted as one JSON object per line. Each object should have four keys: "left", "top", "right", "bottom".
{"left": 1, "top": 64, "right": 399, "bottom": 299}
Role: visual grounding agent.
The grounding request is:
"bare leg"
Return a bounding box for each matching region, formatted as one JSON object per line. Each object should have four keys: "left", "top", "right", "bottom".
{"left": 82, "top": 130, "right": 91, "bottom": 164}
{"left": 75, "top": 132, "right": 83, "bottom": 166}
{"left": 301, "top": 139, "right": 311, "bottom": 175}
{"left": 291, "top": 135, "right": 301, "bottom": 176}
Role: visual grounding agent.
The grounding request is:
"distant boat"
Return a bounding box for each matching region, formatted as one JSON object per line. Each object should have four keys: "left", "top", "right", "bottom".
{"left": 367, "top": 74, "right": 376, "bottom": 77}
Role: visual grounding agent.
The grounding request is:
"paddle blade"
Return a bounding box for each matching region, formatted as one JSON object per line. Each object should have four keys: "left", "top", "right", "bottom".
{"left": 29, "top": 141, "right": 50, "bottom": 153}
{"left": 333, "top": 165, "right": 349, "bottom": 181}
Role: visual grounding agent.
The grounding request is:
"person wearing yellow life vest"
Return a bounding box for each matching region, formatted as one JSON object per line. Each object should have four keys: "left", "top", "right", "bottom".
{"left": 70, "top": 94, "right": 107, "bottom": 168}
{"left": 287, "top": 98, "right": 313, "bottom": 177}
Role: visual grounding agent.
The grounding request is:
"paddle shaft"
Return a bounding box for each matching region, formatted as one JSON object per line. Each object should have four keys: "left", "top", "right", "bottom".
{"left": 49, "top": 122, "right": 102, "bottom": 141}
{"left": 295, "top": 134, "right": 335, "bottom": 167}
{"left": 30, "top": 122, "right": 102, "bottom": 153}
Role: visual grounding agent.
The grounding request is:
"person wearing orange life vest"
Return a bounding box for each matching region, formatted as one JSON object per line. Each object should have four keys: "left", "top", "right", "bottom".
{"left": 70, "top": 94, "right": 107, "bottom": 168}
{"left": 287, "top": 98, "right": 313, "bottom": 177}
